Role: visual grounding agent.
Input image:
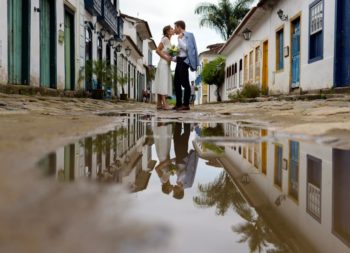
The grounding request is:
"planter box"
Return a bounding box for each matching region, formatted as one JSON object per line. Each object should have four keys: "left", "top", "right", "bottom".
{"left": 92, "top": 89, "right": 104, "bottom": 99}
{"left": 120, "top": 93, "right": 128, "bottom": 100}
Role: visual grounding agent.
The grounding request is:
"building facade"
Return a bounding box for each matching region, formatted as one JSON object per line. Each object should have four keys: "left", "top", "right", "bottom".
{"left": 193, "top": 121, "right": 350, "bottom": 252}
{"left": 119, "top": 14, "right": 154, "bottom": 101}
{"left": 39, "top": 114, "right": 155, "bottom": 192}
{"left": 195, "top": 43, "right": 223, "bottom": 104}
{"left": 0, "top": 0, "right": 155, "bottom": 100}
{"left": 219, "top": 123, "right": 350, "bottom": 253}
{"left": 220, "top": 0, "right": 350, "bottom": 100}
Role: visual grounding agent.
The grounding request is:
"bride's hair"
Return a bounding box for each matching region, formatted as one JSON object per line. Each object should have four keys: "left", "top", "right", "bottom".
{"left": 163, "top": 25, "right": 172, "bottom": 38}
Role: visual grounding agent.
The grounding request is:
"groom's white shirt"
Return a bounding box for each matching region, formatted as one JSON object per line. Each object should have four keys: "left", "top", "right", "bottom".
{"left": 178, "top": 36, "right": 188, "bottom": 58}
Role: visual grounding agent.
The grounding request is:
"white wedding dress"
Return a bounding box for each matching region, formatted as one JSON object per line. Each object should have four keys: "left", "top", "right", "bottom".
{"left": 154, "top": 37, "right": 173, "bottom": 96}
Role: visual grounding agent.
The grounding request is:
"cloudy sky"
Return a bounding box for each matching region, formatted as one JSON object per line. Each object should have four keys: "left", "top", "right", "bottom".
{"left": 120, "top": 0, "right": 224, "bottom": 55}
{"left": 120, "top": 0, "right": 258, "bottom": 75}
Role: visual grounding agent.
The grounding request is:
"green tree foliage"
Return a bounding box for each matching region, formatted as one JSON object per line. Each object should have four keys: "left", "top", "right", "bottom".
{"left": 195, "top": 0, "right": 254, "bottom": 40}
{"left": 201, "top": 56, "right": 226, "bottom": 101}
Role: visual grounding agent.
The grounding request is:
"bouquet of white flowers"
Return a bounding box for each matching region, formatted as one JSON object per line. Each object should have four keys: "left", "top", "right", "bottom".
{"left": 167, "top": 45, "right": 180, "bottom": 57}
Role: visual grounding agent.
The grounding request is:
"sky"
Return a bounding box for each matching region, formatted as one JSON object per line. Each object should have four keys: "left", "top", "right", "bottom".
{"left": 120, "top": 0, "right": 224, "bottom": 60}
{"left": 120, "top": 0, "right": 258, "bottom": 78}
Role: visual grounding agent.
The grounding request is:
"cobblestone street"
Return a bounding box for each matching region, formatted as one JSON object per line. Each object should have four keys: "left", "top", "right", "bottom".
{"left": 1, "top": 93, "right": 350, "bottom": 171}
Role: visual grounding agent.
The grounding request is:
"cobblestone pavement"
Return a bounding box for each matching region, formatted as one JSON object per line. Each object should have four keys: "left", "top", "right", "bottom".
{"left": 1, "top": 93, "right": 350, "bottom": 253}
{"left": 1, "top": 93, "right": 350, "bottom": 170}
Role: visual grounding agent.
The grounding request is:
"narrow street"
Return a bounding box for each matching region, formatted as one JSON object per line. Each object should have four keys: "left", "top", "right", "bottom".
{"left": 1, "top": 0, "right": 350, "bottom": 252}
{"left": 1, "top": 93, "right": 350, "bottom": 253}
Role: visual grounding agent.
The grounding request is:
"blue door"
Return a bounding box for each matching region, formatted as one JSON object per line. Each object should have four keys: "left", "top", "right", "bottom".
{"left": 291, "top": 19, "right": 300, "bottom": 88}
{"left": 335, "top": 0, "right": 350, "bottom": 87}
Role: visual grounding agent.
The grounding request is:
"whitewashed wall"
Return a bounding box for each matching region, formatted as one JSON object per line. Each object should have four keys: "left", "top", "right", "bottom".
{"left": 0, "top": 0, "right": 8, "bottom": 84}
{"left": 222, "top": 0, "right": 336, "bottom": 99}
{"left": 223, "top": 127, "right": 349, "bottom": 253}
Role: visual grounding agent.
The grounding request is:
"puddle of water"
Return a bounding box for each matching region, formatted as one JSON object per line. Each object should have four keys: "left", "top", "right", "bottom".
{"left": 20, "top": 114, "right": 350, "bottom": 253}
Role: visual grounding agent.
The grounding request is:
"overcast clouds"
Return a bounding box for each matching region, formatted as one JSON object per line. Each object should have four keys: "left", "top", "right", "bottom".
{"left": 120, "top": 0, "right": 225, "bottom": 61}
{"left": 120, "top": 0, "right": 258, "bottom": 75}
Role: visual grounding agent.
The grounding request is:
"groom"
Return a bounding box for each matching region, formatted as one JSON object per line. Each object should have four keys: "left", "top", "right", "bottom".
{"left": 173, "top": 20, "right": 200, "bottom": 111}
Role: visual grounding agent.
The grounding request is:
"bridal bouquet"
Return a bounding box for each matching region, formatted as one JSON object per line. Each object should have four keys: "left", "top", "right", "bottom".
{"left": 167, "top": 45, "right": 180, "bottom": 57}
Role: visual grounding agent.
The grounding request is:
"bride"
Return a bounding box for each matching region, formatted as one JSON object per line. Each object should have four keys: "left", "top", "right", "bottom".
{"left": 154, "top": 25, "right": 174, "bottom": 110}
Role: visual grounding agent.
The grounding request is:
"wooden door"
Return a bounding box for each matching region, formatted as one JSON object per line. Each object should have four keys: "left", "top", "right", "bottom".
{"left": 40, "top": 0, "right": 56, "bottom": 88}
{"left": 261, "top": 129, "right": 267, "bottom": 175}
{"left": 64, "top": 9, "right": 75, "bottom": 90}
{"left": 63, "top": 144, "right": 75, "bottom": 181}
{"left": 262, "top": 41, "right": 268, "bottom": 90}
{"left": 291, "top": 18, "right": 301, "bottom": 88}
{"left": 8, "top": 0, "right": 30, "bottom": 84}
{"left": 335, "top": 0, "right": 350, "bottom": 87}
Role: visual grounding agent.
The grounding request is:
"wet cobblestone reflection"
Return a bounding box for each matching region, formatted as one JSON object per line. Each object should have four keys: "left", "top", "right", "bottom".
{"left": 35, "top": 114, "right": 350, "bottom": 253}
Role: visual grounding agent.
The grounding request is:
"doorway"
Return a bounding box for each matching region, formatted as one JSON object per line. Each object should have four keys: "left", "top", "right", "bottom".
{"left": 291, "top": 17, "right": 301, "bottom": 88}
{"left": 8, "top": 0, "right": 30, "bottom": 85}
{"left": 40, "top": 0, "right": 56, "bottom": 88}
{"left": 333, "top": 149, "right": 350, "bottom": 245}
{"left": 262, "top": 41, "right": 268, "bottom": 91}
{"left": 335, "top": 0, "right": 350, "bottom": 87}
{"left": 64, "top": 8, "right": 75, "bottom": 90}
{"left": 85, "top": 27, "right": 93, "bottom": 91}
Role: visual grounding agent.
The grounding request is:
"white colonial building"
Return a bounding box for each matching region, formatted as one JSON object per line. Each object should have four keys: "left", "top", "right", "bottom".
{"left": 220, "top": 0, "right": 350, "bottom": 100}
{"left": 0, "top": 0, "right": 155, "bottom": 100}
{"left": 219, "top": 123, "right": 350, "bottom": 253}
{"left": 119, "top": 14, "right": 155, "bottom": 101}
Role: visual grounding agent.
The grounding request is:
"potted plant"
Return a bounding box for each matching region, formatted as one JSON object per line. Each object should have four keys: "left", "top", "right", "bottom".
{"left": 85, "top": 60, "right": 108, "bottom": 99}
{"left": 109, "top": 68, "right": 131, "bottom": 100}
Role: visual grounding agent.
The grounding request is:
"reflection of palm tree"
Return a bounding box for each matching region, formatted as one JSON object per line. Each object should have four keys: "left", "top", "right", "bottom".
{"left": 232, "top": 216, "right": 268, "bottom": 253}
{"left": 194, "top": 171, "right": 288, "bottom": 253}
{"left": 232, "top": 216, "right": 289, "bottom": 253}
{"left": 193, "top": 171, "right": 251, "bottom": 216}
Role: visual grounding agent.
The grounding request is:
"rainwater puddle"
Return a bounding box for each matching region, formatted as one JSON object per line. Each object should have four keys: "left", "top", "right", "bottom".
{"left": 35, "top": 114, "right": 350, "bottom": 253}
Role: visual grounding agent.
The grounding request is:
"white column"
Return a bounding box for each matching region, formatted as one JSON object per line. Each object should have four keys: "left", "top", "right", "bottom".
{"left": 30, "top": 0, "right": 40, "bottom": 87}
{"left": 56, "top": 0, "right": 65, "bottom": 89}
{"left": 0, "top": 0, "right": 8, "bottom": 83}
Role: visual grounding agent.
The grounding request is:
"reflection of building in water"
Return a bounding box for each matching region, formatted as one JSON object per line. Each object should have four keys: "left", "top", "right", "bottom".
{"left": 213, "top": 123, "right": 350, "bottom": 253}
{"left": 39, "top": 114, "right": 155, "bottom": 192}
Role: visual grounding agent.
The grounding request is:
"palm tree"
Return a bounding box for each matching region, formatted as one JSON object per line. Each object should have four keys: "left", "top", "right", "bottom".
{"left": 195, "top": 0, "right": 254, "bottom": 40}
{"left": 193, "top": 171, "right": 251, "bottom": 216}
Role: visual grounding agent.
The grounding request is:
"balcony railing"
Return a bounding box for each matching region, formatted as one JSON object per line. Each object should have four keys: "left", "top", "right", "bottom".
{"left": 99, "top": 0, "right": 119, "bottom": 35}
{"left": 84, "top": 0, "right": 102, "bottom": 16}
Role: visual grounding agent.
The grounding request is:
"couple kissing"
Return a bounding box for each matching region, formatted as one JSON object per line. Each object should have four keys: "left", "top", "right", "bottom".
{"left": 154, "top": 20, "right": 200, "bottom": 111}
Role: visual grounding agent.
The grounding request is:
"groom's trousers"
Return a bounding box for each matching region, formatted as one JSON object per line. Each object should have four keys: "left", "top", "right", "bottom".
{"left": 174, "top": 57, "right": 191, "bottom": 107}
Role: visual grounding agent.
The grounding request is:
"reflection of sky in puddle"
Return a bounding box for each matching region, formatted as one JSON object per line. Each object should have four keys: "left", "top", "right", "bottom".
{"left": 37, "top": 114, "right": 350, "bottom": 253}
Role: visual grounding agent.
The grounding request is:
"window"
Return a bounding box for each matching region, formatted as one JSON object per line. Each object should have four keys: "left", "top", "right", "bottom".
{"left": 274, "top": 144, "right": 283, "bottom": 188}
{"left": 255, "top": 46, "right": 261, "bottom": 82}
{"left": 276, "top": 29, "right": 284, "bottom": 70}
{"left": 309, "top": 0, "right": 323, "bottom": 62}
{"left": 307, "top": 155, "right": 322, "bottom": 222}
{"left": 106, "top": 44, "right": 111, "bottom": 66}
{"left": 254, "top": 143, "right": 259, "bottom": 169}
{"left": 248, "top": 145, "right": 253, "bottom": 163}
{"left": 249, "top": 51, "right": 254, "bottom": 81}
{"left": 97, "top": 37, "right": 103, "bottom": 61}
{"left": 289, "top": 141, "right": 299, "bottom": 201}
{"left": 244, "top": 55, "right": 248, "bottom": 82}
{"left": 239, "top": 59, "right": 243, "bottom": 86}
{"left": 148, "top": 50, "right": 152, "bottom": 65}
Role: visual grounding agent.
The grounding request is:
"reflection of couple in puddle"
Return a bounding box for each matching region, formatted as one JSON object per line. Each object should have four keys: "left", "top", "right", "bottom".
{"left": 154, "top": 122, "right": 198, "bottom": 200}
